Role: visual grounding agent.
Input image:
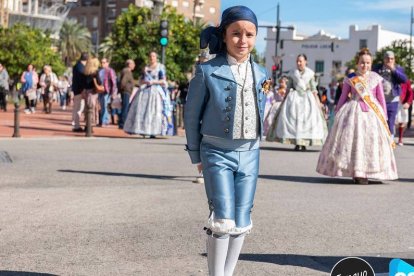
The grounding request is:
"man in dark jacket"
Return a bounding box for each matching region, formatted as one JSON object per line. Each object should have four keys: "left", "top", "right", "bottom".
{"left": 118, "top": 59, "right": 136, "bottom": 129}
{"left": 72, "top": 52, "right": 88, "bottom": 132}
{"left": 373, "top": 51, "right": 407, "bottom": 137}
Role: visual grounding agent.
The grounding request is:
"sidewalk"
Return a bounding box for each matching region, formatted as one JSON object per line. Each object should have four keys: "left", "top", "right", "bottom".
{"left": 0, "top": 102, "right": 185, "bottom": 138}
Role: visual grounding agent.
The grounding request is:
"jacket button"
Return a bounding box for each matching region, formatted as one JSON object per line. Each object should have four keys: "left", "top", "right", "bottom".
{"left": 226, "top": 106, "right": 232, "bottom": 111}
{"left": 226, "top": 116, "right": 230, "bottom": 121}
{"left": 224, "top": 128, "right": 229, "bottom": 133}
{"left": 245, "top": 103, "right": 249, "bottom": 106}
{"left": 259, "top": 98, "right": 262, "bottom": 102}
{"left": 227, "top": 96, "right": 232, "bottom": 101}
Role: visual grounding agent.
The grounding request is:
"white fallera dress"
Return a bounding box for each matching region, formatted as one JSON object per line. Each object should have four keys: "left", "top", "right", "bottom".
{"left": 266, "top": 67, "right": 327, "bottom": 146}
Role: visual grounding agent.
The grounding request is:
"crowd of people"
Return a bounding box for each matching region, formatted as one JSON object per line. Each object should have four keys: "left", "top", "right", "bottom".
{"left": 0, "top": 51, "right": 184, "bottom": 138}
{"left": 261, "top": 48, "right": 412, "bottom": 184}
{"left": 70, "top": 52, "right": 178, "bottom": 137}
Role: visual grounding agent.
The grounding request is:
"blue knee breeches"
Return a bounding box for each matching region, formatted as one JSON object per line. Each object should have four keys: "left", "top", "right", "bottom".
{"left": 200, "top": 142, "right": 259, "bottom": 234}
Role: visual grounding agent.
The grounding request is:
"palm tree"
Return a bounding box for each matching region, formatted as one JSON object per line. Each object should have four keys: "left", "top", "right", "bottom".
{"left": 99, "top": 34, "right": 115, "bottom": 61}
{"left": 59, "top": 20, "right": 92, "bottom": 66}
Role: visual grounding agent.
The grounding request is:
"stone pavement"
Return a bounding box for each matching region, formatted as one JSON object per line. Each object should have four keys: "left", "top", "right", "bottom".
{"left": 0, "top": 135, "right": 413, "bottom": 276}
{"left": 1, "top": 101, "right": 414, "bottom": 275}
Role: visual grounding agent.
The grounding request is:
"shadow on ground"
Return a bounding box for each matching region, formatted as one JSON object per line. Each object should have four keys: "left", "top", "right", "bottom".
{"left": 0, "top": 272, "right": 58, "bottom": 276}
{"left": 258, "top": 175, "right": 387, "bottom": 185}
{"left": 260, "top": 146, "right": 320, "bottom": 152}
{"left": 396, "top": 178, "right": 414, "bottom": 183}
{"left": 58, "top": 169, "right": 195, "bottom": 182}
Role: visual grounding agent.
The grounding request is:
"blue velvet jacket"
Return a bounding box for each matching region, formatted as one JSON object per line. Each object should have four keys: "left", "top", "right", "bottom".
{"left": 184, "top": 54, "right": 268, "bottom": 164}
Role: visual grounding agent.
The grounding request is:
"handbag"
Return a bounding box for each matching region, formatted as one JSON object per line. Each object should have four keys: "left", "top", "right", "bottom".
{"left": 93, "top": 77, "right": 105, "bottom": 93}
{"left": 26, "top": 89, "right": 37, "bottom": 100}
{"left": 111, "top": 95, "right": 122, "bottom": 109}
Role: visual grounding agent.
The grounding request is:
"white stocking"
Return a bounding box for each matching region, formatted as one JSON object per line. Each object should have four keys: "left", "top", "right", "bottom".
{"left": 207, "top": 234, "right": 229, "bottom": 276}
{"left": 224, "top": 234, "right": 245, "bottom": 276}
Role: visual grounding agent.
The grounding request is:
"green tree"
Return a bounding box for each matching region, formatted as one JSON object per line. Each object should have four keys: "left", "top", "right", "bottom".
{"left": 99, "top": 34, "right": 115, "bottom": 61}
{"left": 0, "top": 23, "right": 65, "bottom": 85}
{"left": 345, "top": 40, "right": 413, "bottom": 81}
{"left": 59, "top": 19, "right": 92, "bottom": 66}
{"left": 373, "top": 40, "right": 414, "bottom": 81}
{"left": 110, "top": 5, "right": 202, "bottom": 83}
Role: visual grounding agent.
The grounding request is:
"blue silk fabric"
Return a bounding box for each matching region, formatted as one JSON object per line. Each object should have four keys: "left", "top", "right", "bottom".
{"left": 200, "top": 142, "right": 259, "bottom": 229}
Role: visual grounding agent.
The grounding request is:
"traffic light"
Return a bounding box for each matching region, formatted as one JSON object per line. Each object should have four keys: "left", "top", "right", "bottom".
{"left": 160, "top": 20, "right": 169, "bottom": 46}
{"left": 272, "top": 64, "right": 278, "bottom": 81}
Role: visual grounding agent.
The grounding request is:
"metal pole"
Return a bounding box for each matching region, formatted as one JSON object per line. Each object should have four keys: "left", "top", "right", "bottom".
{"left": 192, "top": 0, "right": 197, "bottom": 25}
{"left": 12, "top": 101, "right": 21, "bottom": 138}
{"left": 408, "top": 6, "right": 413, "bottom": 129}
{"left": 410, "top": 6, "right": 413, "bottom": 71}
{"left": 85, "top": 101, "right": 92, "bottom": 137}
{"left": 275, "top": 3, "right": 280, "bottom": 77}
{"left": 161, "top": 46, "right": 166, "bottom": 65}
{"left": 275, "top": 3, "right": 279, "bottom": 59}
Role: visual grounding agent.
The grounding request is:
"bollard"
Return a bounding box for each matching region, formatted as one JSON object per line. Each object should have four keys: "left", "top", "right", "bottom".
{"left": 85, "top": 102, "right": 93, "bottom": 137}
{"left": 12, "top": 101, "right": 21, "bottom": 138}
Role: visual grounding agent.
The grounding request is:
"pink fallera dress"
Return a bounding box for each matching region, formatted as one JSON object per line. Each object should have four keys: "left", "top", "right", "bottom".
{"left": 316, "top": 71, "right": 398, "bottom": 180}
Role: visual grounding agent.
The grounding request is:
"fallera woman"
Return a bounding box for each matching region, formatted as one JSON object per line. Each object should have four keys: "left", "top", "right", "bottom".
{"left": 316, "top": 48, "right": 398, "bottom": 184}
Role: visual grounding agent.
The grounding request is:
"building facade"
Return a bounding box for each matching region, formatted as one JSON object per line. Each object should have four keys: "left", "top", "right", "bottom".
{"left": 265, "top": 24, "right": 412, "bottom": 88}
{"left": 0, "top": 0, "right": 72, "bottom": 37}
{"left": 68, "top": 0, "right": 220, "bottom": 52}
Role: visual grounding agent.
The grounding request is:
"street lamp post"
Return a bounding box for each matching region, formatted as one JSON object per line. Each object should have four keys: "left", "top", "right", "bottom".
{"left": 152, "top": 0, "right": 164, "bottom": 20}
{"left": 259, "top": 3, "right": 294, "bottom": 79}
{"left": 410, "top": 6, "right": 413, "bottom": 71}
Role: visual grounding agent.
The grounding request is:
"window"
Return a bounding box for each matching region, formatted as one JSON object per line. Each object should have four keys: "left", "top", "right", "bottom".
{"left": 92, "top": 16, "right": 98, "bottom": 28}
{"left": 209, "top": 7, "right": 216, "bottom": 14}
{"left": 359, "top": 39, "right": 367, "bottom": 49}
{"left": 182, "top": 1, "right": 189, "bottom": 8}
{"left": 315, "top": 61, "right": 324, "bottom": 74}
{"left": 82, "top": 0, "right": 99, "bottom": 6}
{"left": 171, "top": 0, "right": 178, "bottom": 7}
{"left": 332, "top": 61, "right": 341, "bottom": 76}
{"left": 91, "top": 30, "right": 98, "bottom": 45}
{"left": 108, "top": 8, "right": 117, "bottom": 19}
{"left": 79, "top": 16, "right": 87, "bottom": 27}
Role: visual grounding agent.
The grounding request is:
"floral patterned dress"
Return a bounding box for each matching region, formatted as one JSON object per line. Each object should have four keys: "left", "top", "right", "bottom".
{"left": 316, "top": 71, "right": 398, "bottom": 180}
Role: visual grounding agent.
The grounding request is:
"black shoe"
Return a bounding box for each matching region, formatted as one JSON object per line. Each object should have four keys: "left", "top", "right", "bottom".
{"left": 149, "top": 135, "right": 156, "bottom": 139}
{"left": 301, "top": 146, "right": 307, "bottom": 151}
{"left": 72, "top": 127, "right": 84, "bottom": 132}
{"left": 353, "top": 177, "right": 368, "bottom": 184}
{"left": 294, "top": 145, "right": 300, "bottom": 151}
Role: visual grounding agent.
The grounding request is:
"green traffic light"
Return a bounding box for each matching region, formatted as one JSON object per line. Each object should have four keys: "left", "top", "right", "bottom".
{"left": 160, "top": 37, "right": 168, "bottom": 46}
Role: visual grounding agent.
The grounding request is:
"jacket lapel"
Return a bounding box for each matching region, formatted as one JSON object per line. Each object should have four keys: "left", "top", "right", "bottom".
{"left": 212, "top": 55, "right": 237, "bottom": 83}
{"left": 251, "top": 57, "right": 266, "bottom": 93}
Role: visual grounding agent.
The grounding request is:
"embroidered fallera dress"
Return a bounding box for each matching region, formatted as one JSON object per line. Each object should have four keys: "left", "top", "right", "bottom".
{"left": 266, "top": 67, "right": 327, "bottom": 145}
{"left": 316, "top": 71, "right": 398, "bottom": 180}
{"left": 124, "top": 64, "right": 173, "bottom": 136}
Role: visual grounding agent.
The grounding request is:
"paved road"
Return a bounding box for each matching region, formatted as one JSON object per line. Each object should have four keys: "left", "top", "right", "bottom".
{"left": 0, "top": 136, "right": 413, "bottom": 276}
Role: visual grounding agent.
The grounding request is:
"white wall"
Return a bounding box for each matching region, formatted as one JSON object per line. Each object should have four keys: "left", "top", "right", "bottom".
{"left": 264, "top": 24, "right": 411, "bottom": 88}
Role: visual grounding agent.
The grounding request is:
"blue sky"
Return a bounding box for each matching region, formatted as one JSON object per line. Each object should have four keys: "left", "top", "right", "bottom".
{"left": 221, "top": 0, "right": 413, "bottom": 54}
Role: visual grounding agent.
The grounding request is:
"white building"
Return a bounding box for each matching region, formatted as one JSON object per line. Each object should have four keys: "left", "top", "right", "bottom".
{"left": 0, "top": 0, "right": 73, "bottom": 37}
{"left": 264, "top": 24, "right": 411, "bottom": 87}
